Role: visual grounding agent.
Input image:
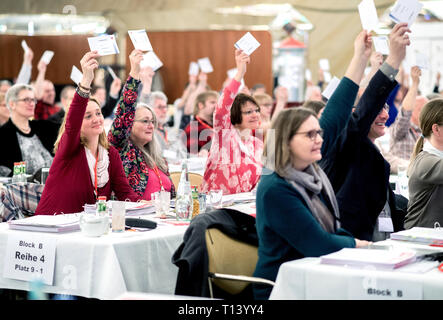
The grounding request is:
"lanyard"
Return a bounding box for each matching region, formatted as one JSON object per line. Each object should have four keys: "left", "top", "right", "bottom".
{"left": 94, "top": 153, "right": 99, "bottom": 199}
{"left": 195, "top": 115, "right": 213, "bottom": 131}
{"left": 152, "top": 165, "right": 165, "bottom": 191}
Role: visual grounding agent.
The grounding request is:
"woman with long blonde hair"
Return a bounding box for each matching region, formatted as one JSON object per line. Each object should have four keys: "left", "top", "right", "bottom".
{"left": 35, "top": 51, "right": 139, "bottom": 215}
{"left": 404, "top": 99, "right": 443, "bottom": 228}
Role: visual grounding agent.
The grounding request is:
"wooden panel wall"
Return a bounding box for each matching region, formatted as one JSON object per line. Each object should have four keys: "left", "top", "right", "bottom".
{"left": 125, "top": 30, "right": 273, "bottom": 102}
{"left": 0, "top": 34, "right": 91, "bottom": 85}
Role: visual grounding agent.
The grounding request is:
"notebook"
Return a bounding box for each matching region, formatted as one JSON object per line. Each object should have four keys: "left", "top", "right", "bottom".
{"left": 8, "top": 214, "right": 80, "bottom": 233}
{"left": 390, "top": 227, "right": 443, "bottom": 246}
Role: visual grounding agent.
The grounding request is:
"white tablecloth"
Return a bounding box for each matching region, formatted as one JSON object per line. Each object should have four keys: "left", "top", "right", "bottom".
{"left": 270, "top": 240, "right": 443, "bottom": 300}
{"left": 0, "top": 220, "right": 187, "bottom": 300}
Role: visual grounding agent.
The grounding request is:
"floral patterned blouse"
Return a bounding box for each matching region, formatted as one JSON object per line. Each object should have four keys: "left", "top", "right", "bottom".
{"left": 201, "top": 79, "right": 263, "bottom": 195}
{"left": 108, "top": 76, "right": 175, "bottom": 198}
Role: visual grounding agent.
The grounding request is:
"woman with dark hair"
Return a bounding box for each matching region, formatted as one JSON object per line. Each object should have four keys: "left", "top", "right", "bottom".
{"left": 35, "top": 51, "right": 139, "bottom": 215}
{"left": 253, "top": 108, "right": 369, "bottom": 300}
{"left": 201, "top": 49, "right": 263, "bottom": 195}
{"left": 404, "top": 99, "right": 443, "bottom": 228}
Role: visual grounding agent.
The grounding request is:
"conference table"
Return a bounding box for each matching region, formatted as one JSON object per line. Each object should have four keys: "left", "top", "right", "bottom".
{"left": 0, "top": 216, "right": 188, "bottom": 300}
{"left": 269, "top": 239, "right": 443, "bottom": 300}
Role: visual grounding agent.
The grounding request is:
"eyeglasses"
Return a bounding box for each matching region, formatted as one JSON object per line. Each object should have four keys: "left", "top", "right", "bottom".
{"left": 134, "top": 119, "right": 156, "bottom": 126}
{"left": 294, "top": 129, "right": 324, "bottom": 141}
{"left": 16, "top": 98, "right": 37, "bottom": 104}
{"left": 242, "top": 108, "right": 260, "bottom": 115}
{"left": 155, "top": 105, "right": 168, "bottom": 111}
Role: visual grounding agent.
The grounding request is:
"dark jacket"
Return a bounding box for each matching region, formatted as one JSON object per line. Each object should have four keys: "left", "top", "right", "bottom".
{"left": 172, "top": 208, "right": 257, "bottom": 298}
{"left": 319, "top": 69, "right": 405, "bottom": 241}
{"left": 0, "top": 119, "right": 59, "bottom": 176}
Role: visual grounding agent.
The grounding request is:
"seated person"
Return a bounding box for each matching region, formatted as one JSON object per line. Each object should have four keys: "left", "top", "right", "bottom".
{"left": 303, "top": 100, "right": 325, "bottom": 118}
{"left": 389, "top": 66, "right": 428, "bottom": 161}
{"left": 108, "top": 50, "right": 174, "bottom": 200}
{"left": 404, "top": 98, "right": 443, "bottom": 229}
{"left": 201, "top": 49, "right": 263, "bottom": 195}
{"left": 253, "top": 108, "right": 369, "bottom": 300}
{"left": 35, "top": 51, "right": 139, "bottom": 215}
{"left": 0, "top": 92, "right": 9, "bottom": 126}
{"left": 0, "top": 84, "right": 59, "bottom": 177}
{"left": 253, "top": 93, "right": 274, "bottom": 132}
{"left": 47, "top": 85, "right": 76, "bottom": 124}
{"left": 0, "top": 80, "right": 12, "bottom": 94}
{"left": 183, "top": 90, "right": 219, "bottom": 155}
{"left": 34, "top": 61, "right": 61, "bottom": 120}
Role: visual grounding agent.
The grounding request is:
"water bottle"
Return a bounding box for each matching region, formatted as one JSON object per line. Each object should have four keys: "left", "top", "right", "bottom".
{"left": 20, "top": 161, "right": 27, "bottom": 184}
{"left": 11, "top": 162, "right": 21, "bottom": 184}
{"left": 175, "top": 161, "right": 193, "bottom": 221}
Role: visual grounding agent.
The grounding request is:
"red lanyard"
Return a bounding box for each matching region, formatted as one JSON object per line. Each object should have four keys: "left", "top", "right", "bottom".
{"left": 195, "top": 115, "right": 213, "bottom": 131}
{"left": 152, "top": 165, "right": 165, "bottom": 191}
{"left": 94, "top": 153, "right": 98, "bottom": 199}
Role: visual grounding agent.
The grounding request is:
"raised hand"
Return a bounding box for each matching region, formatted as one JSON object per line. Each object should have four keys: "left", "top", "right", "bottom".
{"left": 234, "top": 49, "right": 250, "bottom": 82}
{"left": 410, "top": 66, "right": 421, "bottom": 86}
{"left": 110, "top": 77, "right": 122, "bottom": 97}
{"left": 79, "top": 51, "right": 100, "bottom": 89}
{"left": 24, "top": 48, "right": 34, "bottom": 66}
{"left": 370, "top": 52, "right": 383, "bottom": 70}
{"left": 354, "top": 30, "right": 372, "bottom": 61}
{"left": 128, "top": 49, "right": 144, "bottom": 80}
{"left": 385, "top": 22, "right": 411, "bottom": 70}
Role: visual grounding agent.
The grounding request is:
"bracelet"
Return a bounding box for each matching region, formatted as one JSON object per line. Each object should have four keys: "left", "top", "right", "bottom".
{"left": 76, "top": 86, "right": 90, "bottom": 98}
{"left": 78, "top": 84, "right": 91, "bottom": 92}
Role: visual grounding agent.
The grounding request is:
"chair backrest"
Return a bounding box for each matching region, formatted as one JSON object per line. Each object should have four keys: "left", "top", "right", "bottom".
{"left": 169, "top": 172, "right": 203, "bottom": 191}
{"left": 205, "top": 227, "right": 259, "bottom": 295}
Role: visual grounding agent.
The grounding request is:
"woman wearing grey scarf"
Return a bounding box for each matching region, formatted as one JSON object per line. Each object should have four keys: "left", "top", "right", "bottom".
{"left": 253, "top": 108, "right": 370, "bottom": 300}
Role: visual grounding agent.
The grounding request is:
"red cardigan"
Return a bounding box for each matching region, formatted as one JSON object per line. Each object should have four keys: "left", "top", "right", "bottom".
{"left": 35, "top": 93, "right": 139, "bottom": 215}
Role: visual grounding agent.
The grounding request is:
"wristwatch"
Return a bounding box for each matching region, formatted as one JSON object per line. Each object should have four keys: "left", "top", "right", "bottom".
{"left": 76, "top": 86, "right": 90, "bottom": 98}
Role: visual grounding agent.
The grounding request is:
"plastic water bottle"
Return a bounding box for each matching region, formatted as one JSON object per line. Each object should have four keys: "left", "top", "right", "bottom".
{"left": 11, "top": 162, "right": 21, "bottom": 184}
{"left": 175, "top": 161, "right": 193, "bottom": 221}
{"left": 19, "top": 161, "right": 27, "bottom": 184}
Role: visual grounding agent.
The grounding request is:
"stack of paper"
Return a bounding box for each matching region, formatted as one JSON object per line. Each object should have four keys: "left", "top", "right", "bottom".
{"left": 108, "top": 201, "right": 156, "bottom": 216}
{"left": 8, "top": 214, "right": 80, "bottom": 233}
{"left": 390, "top": 227, "right": 443, "bottom": 245}
{"left": 320, "top": 248, "right": 417, "bottom": 270}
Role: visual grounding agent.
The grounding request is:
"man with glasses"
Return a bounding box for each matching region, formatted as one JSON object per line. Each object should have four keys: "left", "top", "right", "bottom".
{"left": 0, "top": 84, "right": 59, "bottom": 177}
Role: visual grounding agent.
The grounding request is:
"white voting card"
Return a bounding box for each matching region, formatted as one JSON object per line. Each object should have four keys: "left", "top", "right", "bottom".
{"left": 40, "top": 50, "right": 54, "bottom": 65}
{"left": 358, "top": 0, "right": 379, "bottom": 32}
{"left": 188, "top": 62, "right": 199, "bottom": 76}
{"left": 373, "top": 36, "right": 390, "bottom": 55}
{"left": 319, "top": 58, "right": 330, "bottom": 71}
{"left": 141, "top": 51, "right": 163, "bottom": 71}
{"left": 322, "top": 76, "right": 340, "bottom": 100}
{"left": 198, "top": 57, "right": 214, "bottom": 73}
{"left": 128, "top": 29, "right": 153, "bottom": 52}
{"left": 107, "top": 66, "right": 118, "bottom": 80}
{"left": 234, "top": 32, "right": 261, "bottom": 56}
{"left": 87, "top": 34, "right": 120, "bottom": 56}
{"left": 70, "top": 65, "right": 83, "bottom": 85}
{"left": 21, "top": 40, "right": 29, "bottom": 52}
{"left": 389, "top": 0, "right": 423, "bottom": 27}
{"left": 305, "top": 69, "right": 312, "bottom": 81}
{"left": 227, "top": 68, "right": 237, "bottom": 79}
{"left": 415, "top": 51, "right": 429, "bottom": 69}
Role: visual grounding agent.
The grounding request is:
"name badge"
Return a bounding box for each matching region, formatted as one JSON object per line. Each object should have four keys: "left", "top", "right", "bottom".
{"left": 3, "top": 233, "right": 56, "bottom": 285}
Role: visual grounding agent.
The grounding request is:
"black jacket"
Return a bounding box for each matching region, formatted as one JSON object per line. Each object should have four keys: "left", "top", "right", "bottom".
{"left": 319, "top": 69, "right": 405, "bottom": 241}
{"left": 0, "top": 119, "right": 59, "bottom": 176}
{"left": 172, "top": 208, "right": 257, "bottom": 297}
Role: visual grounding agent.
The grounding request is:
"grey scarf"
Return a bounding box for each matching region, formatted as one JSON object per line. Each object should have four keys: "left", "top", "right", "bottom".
{"left": 283, "top": 164, "right": 340, "bottom": 233}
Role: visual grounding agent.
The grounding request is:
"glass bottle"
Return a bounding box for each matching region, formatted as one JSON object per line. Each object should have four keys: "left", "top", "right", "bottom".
{"left": 175, "top": 161, "right": 193, "bottom": 221}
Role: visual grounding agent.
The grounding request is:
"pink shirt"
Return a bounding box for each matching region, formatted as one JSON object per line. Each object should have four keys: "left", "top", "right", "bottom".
{"left": 201, "top": 79, "right": 263, "bottom": 195}
{"left": 143, "top": 167, "right": 173, "bottom": 200}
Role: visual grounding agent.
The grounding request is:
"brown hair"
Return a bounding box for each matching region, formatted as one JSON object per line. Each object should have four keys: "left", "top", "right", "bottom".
{"left": 193, "top": 90, "right": 219, "bottom": 116}
{"left": 263, "top": 107, "right": 317, "bottom": 176}
{"left": 253, "top": 93, "right": 273, "bottom": 105}
{"left": 54, "top": 98, "right": 109, "bottom": 153}
{"left": 230, "top": 93, "right": 260, "bottom": 126}
{"left": 302, "top": 100, "right": 326, "bottom": 117}
{"left": 409, "top": 98, "right": 443, "bottom": 172}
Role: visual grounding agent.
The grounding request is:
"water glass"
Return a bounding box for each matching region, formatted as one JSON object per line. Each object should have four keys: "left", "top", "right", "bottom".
{"left": 152, "top": 191, "right": 171, "bottom": 218}
{"left": 208, "top": 189, "right": 223, "bottom": 210}
{"left": 111, "top": 201, "right": 126, "bottom": 232}
{"left": 198, "top": 193, "right": 207, "bottom": 213}
{"left": 41, "top": 168, "right": 49, "bottom": 185}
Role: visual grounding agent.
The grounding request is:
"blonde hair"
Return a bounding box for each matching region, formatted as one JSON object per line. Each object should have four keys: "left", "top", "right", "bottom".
{"left": 54, "top": 98, "right": 109, "bottom": 153}
{"left": 253, "top": 93, "right": 273, "bottom": 105}
{"left": 409, "top": 98, "right": 443, "bottom": 172}
{"left": 133, "top": 103, "right": 168, "bottom": 173}
{"left": 263, "top": 107, "right": 317, "bottom": 177}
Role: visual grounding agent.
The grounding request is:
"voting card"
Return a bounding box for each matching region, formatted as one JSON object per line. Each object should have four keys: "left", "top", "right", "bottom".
{"left": 128, "top": 29, "right": 153, "bottom": 52}
{"left": 415, "top": 51, "right": 429, "bottom": 69}
{"left": 227, "top": 68, "right": 237, "bottom": 79}
{"left": 234, "top": 32, "right": 261, "bottom": 56}
{"left": 389, "top": 0, "right": 423, "bottom": 27}
{"left": 40, "top": 50, "right": 54, "bottom": 65}
{"left": 322, "top": 76, "right": 340, "bottom": 100}
{"left": 198, "top": 57, "right": 214, "bottom": 73}
{"left": 140, "top": 51, "right": 163, "bottom": 71}
{"left": 305, "top": 69, "right": 312, "bottom": 81}
{"left": 87, "top": 35, "right": 120, "bottom": 56}
{"left": 188, "top": 62, "right": 199, "bottom": 76}
{"left": 21, "top": 40, "right": 29, "bottom": 52}
{"left": 373, "top": 36, "right": 390, "bottom": 55}
{"left": 106, "top": 66, "right": 118, "bottom": 80}
{"left": 358, "top": 0, "right": 379, "bottom": 32}
{"left": 319, "top": 59, "right": 330, "bottom": 71}
{"left": 70, "top": 65, "right": 83, "bottom": 85}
